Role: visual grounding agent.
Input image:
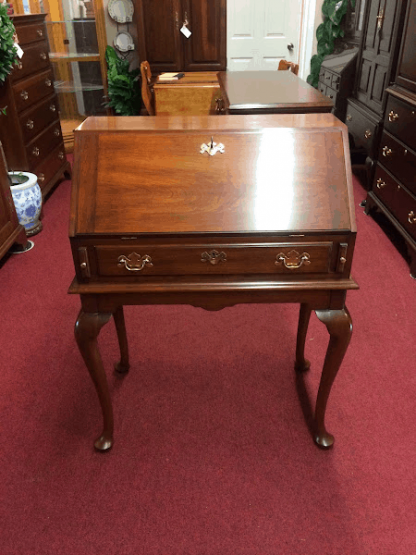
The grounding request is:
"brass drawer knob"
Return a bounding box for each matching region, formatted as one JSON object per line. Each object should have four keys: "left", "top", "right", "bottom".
{"left": 32, "top": 147, "right": 40, "bottom": 157}
{"left": 388, "top": 110, "right": 399, "bottom": 122}
{"left": 376, "top": 178, "right": 386, "bottom": 189}
{"left": 37, "top": 173, "right": 45, "bottom": 183}
{"left": 364, "top": 129, "right": 372, "bottom": 139}
{"left": 26, "top": 119, "right": 34, "bottom": 129}
{"left": 17, "top": 62, "right": 23, "bottom": 70}
{"left": 408, "top": 211, "right": 416, "bottom": 224}
{"left": 382, "top": 146, "right": 392, "bottom": 157}
{"left": 37, "top": 28, "right": 44, "bottom": 37}
{"left": 346, "top": 114, "right": 352, "bottom": 121}
{"left": 20, "top": 90, "right": 29, "bottom": 101}
{"left": 118, "top": 253, "right": 153, "bottom": 272}
{"left": 50, "top": 104, "right": 56, "bottom": 112}
{"left": 201, "top": 250, "right": 227, "bottom": 265}
{"left": 54, "top": 128, "right": 61, "bottom": 137}
{"left": 275, "top": 250, "right": 311, "bottom": 270}
{"left": 45, "top": 78, "right": 52, "bottom": 87}
{"left": 40, "top": 52, "right": 47, "bottom": 60}
{"left": 58, "top": 151, "right": 64, "bottom": 161}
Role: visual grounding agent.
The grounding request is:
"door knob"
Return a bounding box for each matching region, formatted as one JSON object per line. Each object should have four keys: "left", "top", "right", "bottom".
{"left": 287, "top": 43, "right": 294, "bottom": 51}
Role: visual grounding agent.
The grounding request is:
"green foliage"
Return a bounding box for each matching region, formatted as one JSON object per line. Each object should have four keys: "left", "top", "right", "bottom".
{"left": 0, "top": 4, "right": 18, "bottom": 83}
{"left": 307, "top": 0, "right": 355, "bottom": 88}
{"left": 105, "top": 46, "right": 141, "bottom": 116}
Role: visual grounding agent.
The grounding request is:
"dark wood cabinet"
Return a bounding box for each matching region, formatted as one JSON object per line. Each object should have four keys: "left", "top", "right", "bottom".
{"left": 134, "top": 0, "right": 226, "bottom": 73}
{"left": 365, "top": 0, "right": 416, "bottom": 278}
{"left": 0, "top": 14, "right": 70, "bottom": 198}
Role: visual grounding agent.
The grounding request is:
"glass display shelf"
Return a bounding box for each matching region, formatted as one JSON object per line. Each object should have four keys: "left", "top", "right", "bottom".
{"left": 54, "top": 80, "right": 104, "bottom": 93}
{"left": 49, "top": 52, "right": 100, "bottom": 62}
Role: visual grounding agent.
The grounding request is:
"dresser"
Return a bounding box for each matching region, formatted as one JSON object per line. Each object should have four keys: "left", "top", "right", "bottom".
{"left": 0, "top": 14, "right": 71, "bottom": 198}
{"left": 69, "top": 114, "right": 358, "bottom": 452}
{"left": 365, "top": 0, "right": 416, "bottom": 277}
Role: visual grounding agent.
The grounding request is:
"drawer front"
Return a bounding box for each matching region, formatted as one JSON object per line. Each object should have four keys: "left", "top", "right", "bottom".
{"left": 318, "top": 82, "right": 327, "bottom": 95}
{"left": 319, "top": 67, "right": 325, "bottom": 81}
{"left": 331, "top": 74, "right": 340, "bottom": 91}
{"left": 323, "top": 70, "right": 333, "bottom": 87}
{"left": 378, "top": 131, "right": 416, "bottom": 195}
{"left": 26, "top": 120, "right": 63, "bottom": 167}
{"left": 31, "top": 142, "right": 66, "bottom": 191}
{"left": 325, "top": 86, "right": 337, "bottom": 104}
{"left": 345, "top": 102, "right": 377, "bottom": 153}
{"left": 94, "top": 243, "right": 334, "bottom": 277}
{"left": 372, "top": 165, "right": 397, "bottom": 208}
{"left": 13, "top": 70, "right": 54, "bottom": 112}
{"left": 19, "top": 94, "right": 60, "bottom": 143}
{"left": 10, "top": 42, "right": 50, "bottom": 82}
{"left": 395, "top": 186, "right": 416, "bottom": 241}
{"left": 384, "top": 95, "right": 416, "bottom": 151}
{"left": 15, "top": 22, "right": 47, "bottom": 45}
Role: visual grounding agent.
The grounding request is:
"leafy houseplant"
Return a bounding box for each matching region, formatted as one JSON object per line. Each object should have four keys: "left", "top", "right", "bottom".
{"left": 307, "top": 0, "right": 355, "bottom": 89}
{"left": 105, "top": 46, "right": 141, "bottom": 116}
{"left": 0, "top": 3, "right": 17, "bottom": 85}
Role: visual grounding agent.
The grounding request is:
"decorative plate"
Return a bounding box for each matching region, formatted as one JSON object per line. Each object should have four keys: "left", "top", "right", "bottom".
{"left": 114, "top": 31, "right": 135, "bottom": 52}
{"left": 108, "top": 0, "right": 134, "bottom": 23}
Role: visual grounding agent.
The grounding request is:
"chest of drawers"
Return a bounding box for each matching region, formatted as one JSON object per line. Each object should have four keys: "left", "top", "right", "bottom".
{"left": 0, "top": 14, "right": 70, "bottom": 197}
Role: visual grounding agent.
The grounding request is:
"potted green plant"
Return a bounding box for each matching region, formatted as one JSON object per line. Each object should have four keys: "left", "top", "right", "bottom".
{"left": 105, "top": 46, "right": 141, "bottom": 116}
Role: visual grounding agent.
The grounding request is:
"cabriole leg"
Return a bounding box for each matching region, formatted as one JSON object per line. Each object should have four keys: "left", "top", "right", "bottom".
{"left": 314, "top": 308, "right": 352, "bottom": 449}
{"left": 75, "top": 310, "right": 113, "bottom": 451}
{"left": 295, "top": 303, "right": 312, "bottom": 372}
{"left": 113, "top": 306, "right": 130, "bottom": 374}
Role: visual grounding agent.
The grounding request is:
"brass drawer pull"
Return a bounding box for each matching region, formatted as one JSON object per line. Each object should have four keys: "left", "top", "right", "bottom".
{"left": 26, "top": 119, "right": 34, "bottom": 129}
{"left": 117, "top": 253, "right": 153, "bottom": 272}
{"left": 408, "top": 211, "right": 416, "bottom": 224}
{"left": 58, "top": 151, "right": 64, "bottom": 161}
{"left": 20, "top": 90, "right": 29, "bottom": 101}
{"left": 201, "top": 250, "right": 227, "bottom": 265}
{"left": 275, "top": 250, "right": 311, "bottom": 270}
{"left": 382, "top": 146, "right": 392, "bottom": 157}
{"left": 200, "top": 137, "right": 224, "bottom": 156}
{"left": 37, "top": 28, "right": 44, "bottom": 37}
{"left": 54, "top": 128, "right": 61, "bottom": 137}
{"left": 388, "top": 110, "right": 399, "bottom": 122}
{"left": 364, "top": 129, "right": 372, "bottom": 139}
{"left": 376, "top": 178, "right": 386, "bottom": 189}
{"left": 45, "top": 78, "right": 52, "bottom": 87}
{"left": 37, "top": 173, "right": 45, "bottom": 183}
{"left": 17, "top": 62, "right": 23, "bottom": 70}
{"left": 50, "top": 104, "right": 56, "bottom": 112}
{"left": 346, "top": 114, "right": 352, "bottom": 121}
{"left": 32, "top": 147, "right": 40, "bottom": 157}
{"left": 40, "top": 52, "right": 47, "bottom": 60}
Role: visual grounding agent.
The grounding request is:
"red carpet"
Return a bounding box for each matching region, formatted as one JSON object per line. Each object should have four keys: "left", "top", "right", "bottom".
{"left": 1, "top": 171, "right": 415, "bottom": 554}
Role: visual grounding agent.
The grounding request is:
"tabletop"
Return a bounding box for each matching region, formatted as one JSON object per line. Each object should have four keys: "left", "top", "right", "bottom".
{"left": 218, "top": 71, "right": 334, "bottom": 114}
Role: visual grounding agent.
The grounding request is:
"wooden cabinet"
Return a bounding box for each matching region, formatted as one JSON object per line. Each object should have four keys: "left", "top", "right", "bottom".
{"left": 0, "top": 14, "right": 70, "bottom": 197}
{"left": 0, "top": 147, "right": 28, "bottom": 261}
{"left": 134, "top": 0, "right": 226, "bottom": 73}
{"left": 365, "top": 0, "right": 416, "bottom": 278}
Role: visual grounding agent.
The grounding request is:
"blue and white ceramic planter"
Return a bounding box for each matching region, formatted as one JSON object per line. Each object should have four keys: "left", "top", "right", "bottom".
{"left": 9, "top": 172, "right": 43, "bottom": 236}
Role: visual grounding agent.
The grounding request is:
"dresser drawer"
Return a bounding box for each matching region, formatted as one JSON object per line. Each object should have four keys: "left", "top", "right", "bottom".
{"left": 15, "top": 22, "right": 47, "bottom": 45}
{"left": 10, "top": 42, "right": 50, "bottom": 82}
{"left": 323, "top": 71, "right": 333, "bottom": 87}
{"left": 331, "top": 74, "right": 340, "bottom": 91}
{"left": 32, "top": 142, "right": 66, "bottom": 191}
{"left": 384, "top": 94, "right": 416, "bottom": 151}
{"left": 394, "top": 185, "right": 416, "bottom": 241}
{"left": 372, "top": 165, "right": 397, "bottom": 208}
{"left": 12, "top": 70, "right": 54, "bottom": 113}
{"left": 318, "top": 82, "right": 327, "bottom": 95}
{"left": 26, "top": 120, "right": 63, "bottom": 167}
{"left": 345, "top": 101, "right": 377, "bottom": 154}
{"left": 325, "top": 86, "right": 337, "bottom": 104}
{"left": 19, "top": 94, "right": 60, "bottom": 143}
{"left": 378, "top": 131, "right": 416, "bottom": 195}
{"left": 93, "top": 242, "right": 334, "bottom": 277}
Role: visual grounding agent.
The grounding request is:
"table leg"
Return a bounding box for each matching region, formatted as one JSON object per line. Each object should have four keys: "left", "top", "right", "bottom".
{"left": 314, "top": 308, "right": 352, "bottom": 448}
{"left": 75, "top": 310, "right": 113, "bottom": 451}
{"left": 295, "top": 303, "right": 312, "bottom": 372}
{"left": 113, "top": 306, "right": 130, "bottom": 374}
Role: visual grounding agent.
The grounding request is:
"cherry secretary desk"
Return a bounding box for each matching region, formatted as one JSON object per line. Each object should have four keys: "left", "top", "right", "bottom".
{"left": 69, "top": 114, "right": 358, "bottom": 451}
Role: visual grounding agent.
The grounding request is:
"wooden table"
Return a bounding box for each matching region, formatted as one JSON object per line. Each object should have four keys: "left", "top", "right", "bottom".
{"left": 69, "top": 113, "right": 357, "bottom": 452}
{"left": 218, "top": 71, "right": 334, "bottom": 114}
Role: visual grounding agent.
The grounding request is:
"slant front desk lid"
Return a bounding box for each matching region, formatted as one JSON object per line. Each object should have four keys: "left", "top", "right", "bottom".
{"left": 70, "top": 114, "right": 355, "bottom": 236}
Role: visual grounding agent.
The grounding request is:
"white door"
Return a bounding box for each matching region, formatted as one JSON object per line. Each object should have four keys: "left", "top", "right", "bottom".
{"left": 227, "top": 0, "right": 304, "bottom": 71}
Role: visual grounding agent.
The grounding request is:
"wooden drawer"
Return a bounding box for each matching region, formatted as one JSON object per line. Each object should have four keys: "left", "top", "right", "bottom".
{"left": 318, "top": 82, "right": 327, "bottom": 95}
{"left": 323, "top": 71, "right": 333, "bottom": 87}
{"left": 31, "top": 142, "right": 66, "bottom": 191}
{"left": 384, "top": 94, "right": 416, "bottom": 152}
{"left": 15, "top": 22, "right": 47, "bottom": 45}
{"left": 325, "top": 86, "right": 337, "bottom": 104}
{"left": 93, "top": 242, "right": 334, "bottom": 277}
{"left": 19, "top": 94, "right": 60, "bottom": 143}
{"left": 394, "top": 185, "right": 416, "bottom": 241}
{"left": 26, "top": 120, "right": 63, "bottom": 167}
{"left": 372, "top": 165, "right": 397, "bottom": 208}
{"left": 331, "top": 74, "right": 340, "bottom": 91}
{"left": 10, "top": 42, "right": 50, "bottom": 82}
{"left": 345, "top": 101, "right": 377, "bottom": 154}
{"left": 12, "top": 70, "right": 54, "bottom": 112}
{"left": 378, "top": 131, "right": 416, "bottom": 196}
